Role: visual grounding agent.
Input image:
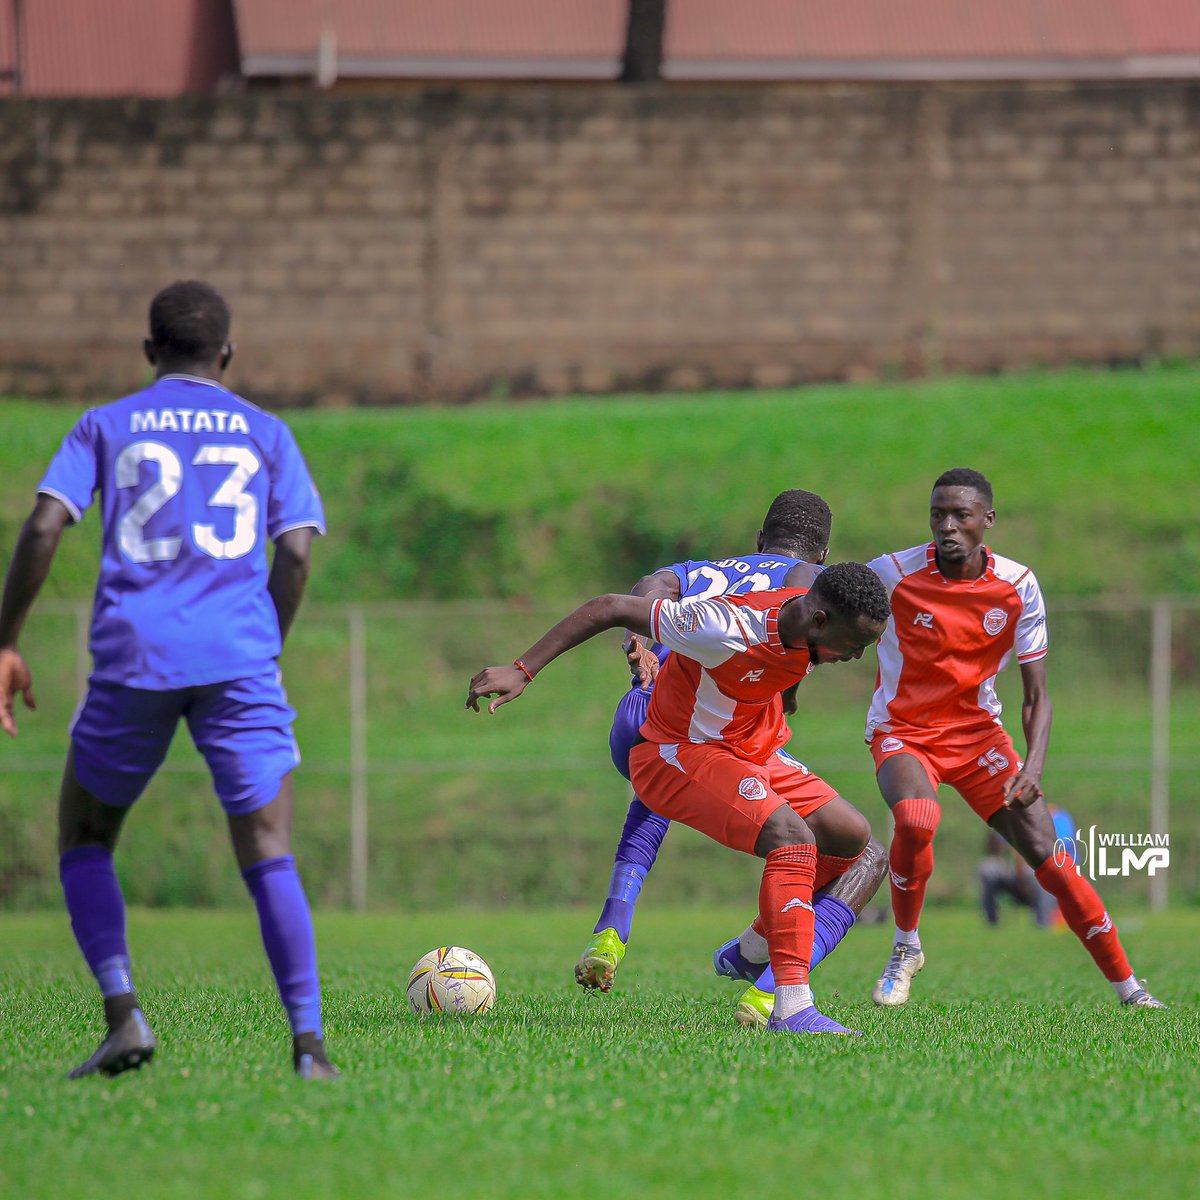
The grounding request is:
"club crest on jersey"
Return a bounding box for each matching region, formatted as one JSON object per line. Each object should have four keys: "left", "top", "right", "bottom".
{"left": 672, "top": 608, "right": 697, "bottom": 633}
{"left": 983, "top": 607, "right": 1008, "bottom": 636}
{"left": 738, "top": 777, "right": 767, "bottom": 802}
{"left": 880, "top": 737, "right": 905, "bottom": 753}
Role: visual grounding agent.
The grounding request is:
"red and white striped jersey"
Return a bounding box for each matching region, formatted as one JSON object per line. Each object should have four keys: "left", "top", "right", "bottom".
{"left": 866, "top": 543, "right": 1048, "bottom": 740}
{"left": 641, "top": 588, "right": 814, "bottom": 764}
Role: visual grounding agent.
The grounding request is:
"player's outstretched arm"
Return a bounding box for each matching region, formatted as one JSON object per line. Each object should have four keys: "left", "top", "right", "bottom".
{"left": 267, "top": 527, "right": 315, "bottom": 644}
{"left": 0, "top": 496, "right": 72, "bottom": 736}
{"left": 466, "top": 593, "right": 656, "bottom": 715}
{"left": 624, "top": 568, "right": 681, "bottom": 686}
{"left": 1002, "top": 658, "right": 1053, "bottom": 808}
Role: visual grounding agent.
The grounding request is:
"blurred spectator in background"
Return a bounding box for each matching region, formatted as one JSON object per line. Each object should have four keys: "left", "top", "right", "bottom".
{"left": 979, "top": 805, "right": 1076, "bottom": 927}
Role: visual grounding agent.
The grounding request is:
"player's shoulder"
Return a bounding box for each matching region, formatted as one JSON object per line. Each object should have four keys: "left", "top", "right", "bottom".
{"left": 868, "top": 543, "right": 931, "bottom": 584}
{"left": 720, "top": 585, "right": 806, "bottom": 611}
{"left": 988, "top": 549, "right": 1041, "bottom": 592}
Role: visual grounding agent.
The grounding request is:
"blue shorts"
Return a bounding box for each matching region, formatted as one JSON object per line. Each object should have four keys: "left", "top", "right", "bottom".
{"left": 70, "top": 672, "right": 300, "bottom": 815}
{"left": 610, "top": 685, "right": 652, "bottom": 781}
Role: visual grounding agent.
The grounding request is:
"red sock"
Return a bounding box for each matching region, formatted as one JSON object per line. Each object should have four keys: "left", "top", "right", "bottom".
{"left": 1034, "top": 855, "right": 1132, "bottom": 982}
{"left": 815, "top": 849, "right": 863, "bottom": 893}
{"left": 758, "top": 844, "right": 818, "bottom": 986}
{"left": 889, "top": 798, "right": 940, "bottom": 932}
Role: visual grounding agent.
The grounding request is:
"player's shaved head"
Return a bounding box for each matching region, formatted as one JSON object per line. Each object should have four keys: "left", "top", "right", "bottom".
{"left": 760, "top": 489, "right": 832, "bottom": 561}
{"left": 148, "top": 280, "right": 231, "bottom": 364}
{"left": 934, "top": 468, "right": 992, "bottom": 507}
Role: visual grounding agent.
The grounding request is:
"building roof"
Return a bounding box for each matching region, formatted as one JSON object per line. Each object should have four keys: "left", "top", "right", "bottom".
{"left": 4, "top": 0, "right": 1200, "bottom": 95}
{"left": 663, "top": 0, "right": 1200, "bottom": 80}
{"left": 0, "top": 0, "right": 237, "bottom": 96}
{"left": 232, "top": 0, "right": 628, "bottom": 82}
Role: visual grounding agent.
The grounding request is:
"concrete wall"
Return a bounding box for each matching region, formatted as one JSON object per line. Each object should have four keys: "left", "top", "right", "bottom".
{"left": 2, "top": 82, "right": 1197, "bottom": 404}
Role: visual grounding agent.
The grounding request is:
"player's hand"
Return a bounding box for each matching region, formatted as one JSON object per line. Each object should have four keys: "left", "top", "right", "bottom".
{"left": 465, "top": 665, "right": 528, "bottom": 715}
{"left": 623, "top": 634, "right": 659, "bottom": 687}
{"left": 781, "top": 682, "right": 801, "bottom": 715}
{"left": 0, "top": 647, "right": 36, "bottom": 738}
{"left": 1001, "top": 770, "right": 1043, "bottom": 809}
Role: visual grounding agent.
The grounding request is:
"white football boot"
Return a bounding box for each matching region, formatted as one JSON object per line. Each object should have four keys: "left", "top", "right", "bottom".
{"left": 872, "top": 943, "right": 925, "bottom": 1006}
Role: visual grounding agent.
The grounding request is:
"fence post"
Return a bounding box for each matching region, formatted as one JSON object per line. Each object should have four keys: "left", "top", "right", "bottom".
{"left": 348, "top": 605, "right": 368, "bottom": 912}
{"left": 1149, "top": 599, "right": 1170, "bottom": 912}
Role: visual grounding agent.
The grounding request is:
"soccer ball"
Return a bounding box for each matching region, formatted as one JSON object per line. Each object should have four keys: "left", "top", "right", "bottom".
{"left": 406, "top": 946, "right": 496, "bottom": 1016}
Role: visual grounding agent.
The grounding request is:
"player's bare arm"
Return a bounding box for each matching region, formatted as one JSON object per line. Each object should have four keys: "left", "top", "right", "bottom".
{"left": 0, "top": 495, "right": 73, "bottom": 736}
{"left": 624, "top": 568, "right": 681, "bottom": 686}
{"left": 1002, "top": 658, "right": 1053, "bottom": 809}
{"left": 467, "top": 593, "right": 656, "bottom": 715}
{"left": 267, "top": 527, "right": 315, "bottom": 644}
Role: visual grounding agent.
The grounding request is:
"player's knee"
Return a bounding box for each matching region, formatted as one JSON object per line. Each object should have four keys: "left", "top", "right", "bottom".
{"left": 755, "top": 808, "right": 815, "bottom": 857}
{"left": 859, "top": 835, "right": 890, "bottom": 888}
{"left": 892, "top": 797, "right": 941, "bottom": 846}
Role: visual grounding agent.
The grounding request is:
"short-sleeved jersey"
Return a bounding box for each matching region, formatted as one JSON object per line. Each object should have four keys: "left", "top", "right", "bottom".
{"left": 865, "top": 543, "right": 1048, "bottom": 740}
{"left": 641, "top": 587, "right": 815, "bottom": 764}
{"left": 38, "top": 374, "right": 325, "bottom": 689}
{"left": 636, "top": 554, "right": 811, "bottom": 675}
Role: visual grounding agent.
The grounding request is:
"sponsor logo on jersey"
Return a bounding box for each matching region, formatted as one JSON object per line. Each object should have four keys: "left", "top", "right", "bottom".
{"left": 740, "top": 668, "right": 765, "bottom": 682}
{"left": 913, "top": 612, "right": 934, "bottom": 627}
{"left": 780, "top": 896, "right": 814, "bottom": 914}
{"left": 738, "top": 776, "right": 767, "bottom": 802}
{"left": 880, "top": 737, "right": 905, "bottom": 753}
{"left": 983, "top": 607, "right": 1008, "bottom": 636}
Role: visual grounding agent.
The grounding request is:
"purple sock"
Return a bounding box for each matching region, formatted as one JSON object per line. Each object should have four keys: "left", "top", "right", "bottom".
{"left": 59, "top": 846, "right": 135, "bottom": 997}
{"left": 241, "top": 855, "right": 323, "bottom": 1037}
{"left": 594, "top": 799, "right": 670, "bottom": 941}
{"left": 754, "top": 895, "right": 857, "bottom": 993}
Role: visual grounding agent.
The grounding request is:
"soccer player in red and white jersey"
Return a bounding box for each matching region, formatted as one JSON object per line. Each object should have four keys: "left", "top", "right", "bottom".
{"left": 468, "top": 562, "right": 891, "bottom": 1035}
{"left": 867, "top": 468, "right": 1163, "bottom": 1009}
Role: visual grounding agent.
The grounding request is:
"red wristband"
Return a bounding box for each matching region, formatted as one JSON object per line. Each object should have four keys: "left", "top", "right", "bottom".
{"left": 513, "top": 659, "right": 534, "bottom": 683}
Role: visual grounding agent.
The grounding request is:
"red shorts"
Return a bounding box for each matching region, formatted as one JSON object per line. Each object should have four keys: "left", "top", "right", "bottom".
{"left": 868, "top": 724, "right": 1022, "bottom": 822}
{"left": 629, "top": 741, "right": 839, "bottom": 856}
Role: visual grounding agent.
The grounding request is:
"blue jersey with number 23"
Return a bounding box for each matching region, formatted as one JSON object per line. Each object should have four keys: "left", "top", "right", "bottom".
{"left": 38, "top": 375, "right": 325, "bottom": 690}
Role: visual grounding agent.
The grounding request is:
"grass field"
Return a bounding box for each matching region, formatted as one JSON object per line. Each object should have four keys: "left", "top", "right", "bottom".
{"left": 2, "top": 907, "right": 1196, "bottom": 1200}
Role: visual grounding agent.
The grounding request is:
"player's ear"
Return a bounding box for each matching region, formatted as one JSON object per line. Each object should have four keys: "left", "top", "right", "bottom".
{"left": 143, "top": 339, "right": 156, "bottom": 366}
{"left": 756, "top": 529, "right": 766, "bottom": 552}
{"left": 984, "top": 508, "right": 996, "bottom": 529}
{"left": 816, "top": 548, "right": 829, "bottom": 564}
{"left": 219, "top": 342, "right": 236, "bottom": 371}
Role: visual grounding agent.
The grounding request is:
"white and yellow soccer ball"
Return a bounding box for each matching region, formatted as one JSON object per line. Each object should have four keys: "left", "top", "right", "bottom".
{"left": 406, "top": 946, "right": 496, "bottom": 1016}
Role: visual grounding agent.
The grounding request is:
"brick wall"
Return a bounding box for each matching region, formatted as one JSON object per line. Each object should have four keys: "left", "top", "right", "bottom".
{"left": 1, "top": 83, "right": 1198, "bottom": 404}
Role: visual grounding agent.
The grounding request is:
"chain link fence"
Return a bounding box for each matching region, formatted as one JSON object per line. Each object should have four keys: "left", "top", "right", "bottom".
{"left": 1, "top": 598, "right": 1196, "bottom": 912}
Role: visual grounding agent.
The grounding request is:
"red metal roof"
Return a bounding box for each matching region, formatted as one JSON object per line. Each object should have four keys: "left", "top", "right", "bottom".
{"left": 0, "top": 0, "right": 238, "bottom": 96}
{"left": 664, "top": 0, "right": 1200, "bottom": 79}
{"left": 233, "top": 0, "right": 628, "bottom": 80}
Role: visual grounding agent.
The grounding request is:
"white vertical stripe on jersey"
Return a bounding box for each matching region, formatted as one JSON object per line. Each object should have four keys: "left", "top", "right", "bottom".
{"left": 866, "top": 617, "right": 905, "bottom": 740}
{"left": 688, "top": 668, "right": 738, "bottom": 744}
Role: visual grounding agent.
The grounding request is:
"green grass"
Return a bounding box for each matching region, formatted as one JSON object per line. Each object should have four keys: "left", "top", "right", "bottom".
{"left": 1, "top": 908, "right": 1196, "bottom": 1200}
{"left": 4, "top": 362, "right": 1200, "bottom": 603}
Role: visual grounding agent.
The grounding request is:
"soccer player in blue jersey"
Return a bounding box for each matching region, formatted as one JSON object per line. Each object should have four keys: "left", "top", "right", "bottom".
{"left": 0, "top": 281, "right": 338, "bottom": 1080}
{"left": 575, "top": 490, "right": 887, "bottom": 1005}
